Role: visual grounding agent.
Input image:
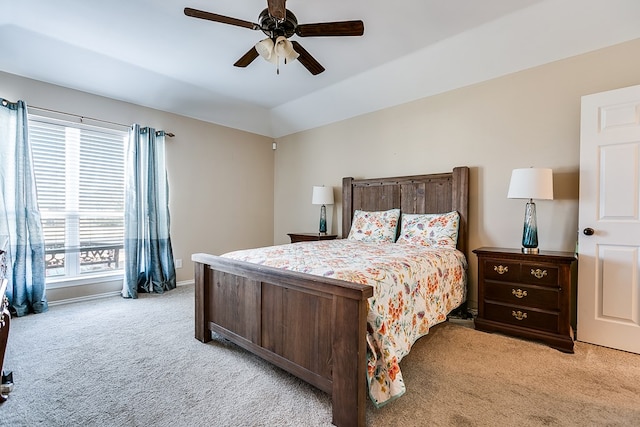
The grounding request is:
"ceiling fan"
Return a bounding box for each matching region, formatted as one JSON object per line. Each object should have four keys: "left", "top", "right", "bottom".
{"left": 184, "top": 0, "right": 364, "bottom": 75}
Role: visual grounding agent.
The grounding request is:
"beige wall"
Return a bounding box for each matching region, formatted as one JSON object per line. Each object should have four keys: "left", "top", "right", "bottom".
{"left": 274, "top": 38, "right": 640, "bottom": 308}
{"left": 3, "top": 37, "right": 640, "bottom": 306}
{"left": 0, "top": 71, "right": 274, "bottom": 301}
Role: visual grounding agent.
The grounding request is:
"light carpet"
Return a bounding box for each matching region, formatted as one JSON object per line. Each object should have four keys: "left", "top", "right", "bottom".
{"left": 3, "top": 284, "right": 640, "bottom": 426}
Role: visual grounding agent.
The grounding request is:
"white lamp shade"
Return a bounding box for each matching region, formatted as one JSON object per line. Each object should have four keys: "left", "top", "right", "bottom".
{"left": 507, "top": 168, "right": 554, "bottom": 200}
{"left": 312, "top": 186, "right": 334, "bottom": 205}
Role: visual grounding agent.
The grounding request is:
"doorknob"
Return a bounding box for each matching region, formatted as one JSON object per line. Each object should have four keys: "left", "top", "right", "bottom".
{"left": 583, "top": 227, "right": 595, "bottom": 236}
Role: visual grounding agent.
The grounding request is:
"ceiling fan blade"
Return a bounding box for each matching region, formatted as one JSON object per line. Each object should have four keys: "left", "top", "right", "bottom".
{"left": 234, "top": 47, "right": 260, "bottom": 68}
{"left": 296, "top": 21, "right": 364, "bottom": 37}
{"left": 291, "top": 41, "right": 325, "bottom": 75}
{"left": 267, "top": 0, "right": 286, "bottom": 21}
{"left": 184, "top": 7, "right": 258, "bottom": 30}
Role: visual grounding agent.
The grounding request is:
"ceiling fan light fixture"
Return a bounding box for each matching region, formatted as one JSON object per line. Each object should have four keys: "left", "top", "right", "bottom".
{"left": 255, "top": 37, "right": 277, "bottom": 64}
{"left": 274, "top": 36, "right": 299, "bottom": 64}
{"left": 255, "top": 36, "right": 299, "bottom": 72}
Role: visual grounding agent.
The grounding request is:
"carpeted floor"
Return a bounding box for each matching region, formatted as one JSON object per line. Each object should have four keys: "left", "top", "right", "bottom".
{"left": 3, "top": 284, "right": 640, "bottom": 426}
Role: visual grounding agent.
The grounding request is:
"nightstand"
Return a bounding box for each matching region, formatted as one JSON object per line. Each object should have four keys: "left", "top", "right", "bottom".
{"left": 473, "top": 247, "right": 577, "bottom": 353}
{"left": 287, "top": 233, "right": 338, "bottom": 243}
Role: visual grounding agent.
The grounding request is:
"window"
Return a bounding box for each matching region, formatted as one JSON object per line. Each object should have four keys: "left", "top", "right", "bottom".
{"left": 28, "top": 115, "right": 128, "bottom": 280}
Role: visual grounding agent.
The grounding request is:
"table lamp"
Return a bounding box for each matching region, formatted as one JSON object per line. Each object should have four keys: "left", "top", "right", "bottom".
{"left": 507, "top": 168, "right": 554, "bottom": 253}
{"left": 312, "top": 186, "right": 334, "bottom": 235}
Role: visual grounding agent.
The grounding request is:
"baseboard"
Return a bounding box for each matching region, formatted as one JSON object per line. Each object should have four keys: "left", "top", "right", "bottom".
{"left": 177, "top": 279, "right": 195, "bottom": 287}
{"left": 48, "top": 290, "right": 121, "bottom": 307}
{"left": 49, "top": 279, "right": 195, "bottom": 306}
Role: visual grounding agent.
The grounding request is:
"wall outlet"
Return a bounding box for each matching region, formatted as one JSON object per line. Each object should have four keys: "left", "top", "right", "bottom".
{"left": 175, "top": 259, "right": 182, "bottom": 269}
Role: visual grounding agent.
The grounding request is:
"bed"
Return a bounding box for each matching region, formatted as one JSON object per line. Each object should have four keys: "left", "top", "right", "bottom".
{"left": 192, "top": 166, "right": 469, "bottom": 427}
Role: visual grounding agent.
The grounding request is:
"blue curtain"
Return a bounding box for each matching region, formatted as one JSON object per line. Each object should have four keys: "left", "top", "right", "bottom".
{"left": 122, "top": 125, "right": 176, "bottom": 298}
{"left": 0, "top": 99, "right": 48, "bottom": 316}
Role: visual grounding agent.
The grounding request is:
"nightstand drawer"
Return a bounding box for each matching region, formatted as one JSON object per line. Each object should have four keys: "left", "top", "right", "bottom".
{"left": 483, "top": 281, "right": 560, "bottom": 310}
{"left": 483, "top": 259, "right": 560, "bottom": 287}
{"left": 484, "top": 302, "right": 560, "bottom": 334}
{"left": 520, "top": 263, "right": 559, "bottom": 287}
{"left": 483, "top": 260, "right": 520, "bottom": 282}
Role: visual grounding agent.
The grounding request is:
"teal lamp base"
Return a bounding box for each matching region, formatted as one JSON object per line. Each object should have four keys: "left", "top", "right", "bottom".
{"left": 521, "top": 200, "right": 539, "bottom": 254}
{"left": 319, "top": 204, "right": 327, "bottom": 235}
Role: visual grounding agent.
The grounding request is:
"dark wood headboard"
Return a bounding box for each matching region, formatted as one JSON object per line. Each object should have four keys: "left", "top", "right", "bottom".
{"left": 342, "top": 166, "right": 470, "bottom": 257}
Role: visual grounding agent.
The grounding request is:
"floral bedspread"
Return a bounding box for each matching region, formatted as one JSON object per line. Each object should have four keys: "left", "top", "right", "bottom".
{"left": 222, "top": 239, "right": 467, "bottom": 407}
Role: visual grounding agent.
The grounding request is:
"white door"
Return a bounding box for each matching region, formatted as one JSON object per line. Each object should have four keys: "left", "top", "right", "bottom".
{"left": 578, "top": 84, "right": 640, "bottom": 354}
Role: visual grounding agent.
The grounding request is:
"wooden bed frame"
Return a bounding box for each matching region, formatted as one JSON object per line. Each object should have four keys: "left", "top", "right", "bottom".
{"left": 192, "top": 166, "right": 469, "bottom": 427}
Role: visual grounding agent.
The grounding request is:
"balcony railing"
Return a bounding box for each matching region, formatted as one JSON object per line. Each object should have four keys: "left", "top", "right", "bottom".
{"left": 45, "top": 243, "right": 123, "bottom": 274}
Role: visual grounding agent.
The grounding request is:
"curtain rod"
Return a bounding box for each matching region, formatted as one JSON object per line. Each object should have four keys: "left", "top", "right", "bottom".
{"left": 29, "top": 105, "right": 175, "bottom": 137}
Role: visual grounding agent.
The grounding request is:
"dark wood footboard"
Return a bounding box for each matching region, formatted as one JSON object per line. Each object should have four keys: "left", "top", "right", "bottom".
{"left": 192, "top": 253, "right": 373, "bottom": 427}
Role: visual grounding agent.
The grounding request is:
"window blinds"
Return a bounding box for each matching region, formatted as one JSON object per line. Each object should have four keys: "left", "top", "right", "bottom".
{"left": 29, "top": 117, "right": 127, "bottom": 252}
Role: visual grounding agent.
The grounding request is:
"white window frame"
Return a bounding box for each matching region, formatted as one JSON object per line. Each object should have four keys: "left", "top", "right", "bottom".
{"left": 28, "top": 111, "right": 128, "bottom": 289}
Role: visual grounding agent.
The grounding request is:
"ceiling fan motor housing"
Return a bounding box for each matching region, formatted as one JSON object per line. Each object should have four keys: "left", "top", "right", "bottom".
{"left": 259, "top": 8, "right": 297, "bottom": 38}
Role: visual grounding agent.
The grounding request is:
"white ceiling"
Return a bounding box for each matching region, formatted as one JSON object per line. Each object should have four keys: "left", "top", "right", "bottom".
{"left": 2, "top": 0, "right": 640, "bottom": 138}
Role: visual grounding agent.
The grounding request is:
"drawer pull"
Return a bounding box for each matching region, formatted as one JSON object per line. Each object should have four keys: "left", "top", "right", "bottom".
{"left": 494, "top": 265, "right": 509, "bottom": 275}
{"left": 512, "top": 310, "right": 528, "bottom": 321}
{"left": 512, "top": 289, "right": 528, "bottom": 299}
{"left": 531, "top": 268, "right": 548, "bottom": 279}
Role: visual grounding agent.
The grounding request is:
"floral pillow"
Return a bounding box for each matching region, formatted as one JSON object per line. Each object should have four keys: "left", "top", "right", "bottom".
{"left": 347, "top": 209, "right": 400, "bottom": 243}
{"left": 396, "top": 211, "right": 460, "bottom": 248}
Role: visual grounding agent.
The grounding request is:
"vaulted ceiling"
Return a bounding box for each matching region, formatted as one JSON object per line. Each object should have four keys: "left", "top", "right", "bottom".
{"left": 2, "top": 0, "right": 640, "bottom": 137}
